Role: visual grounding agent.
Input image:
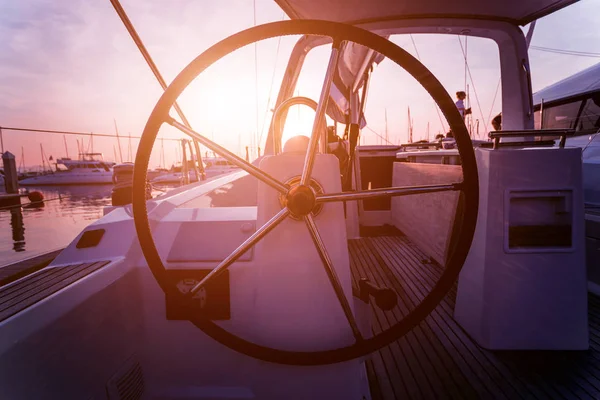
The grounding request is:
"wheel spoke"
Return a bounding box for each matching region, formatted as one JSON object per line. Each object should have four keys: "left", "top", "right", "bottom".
{"left": 168, "top": 117, "right": 289, "bottom": 194}
{"left": 316, "top": 182, "right": 463, "bottom": 204}
{"left": 300, "top": 41, "right": 344, "bottom": 186}
{"left": 188, "top": 207, "right": 290, "bottom": 295}
{"left": 304, "top": 214, "right": 363, "bottom": 342}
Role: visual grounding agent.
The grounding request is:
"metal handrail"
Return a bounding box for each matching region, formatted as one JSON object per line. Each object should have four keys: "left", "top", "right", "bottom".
{"left": 488, "top": 129, "right": 575, "bottom": 149}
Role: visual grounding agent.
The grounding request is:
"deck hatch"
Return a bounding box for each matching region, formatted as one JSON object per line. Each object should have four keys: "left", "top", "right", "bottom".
{"left": 76, "top": 228, "right": 105, "bottom": 249}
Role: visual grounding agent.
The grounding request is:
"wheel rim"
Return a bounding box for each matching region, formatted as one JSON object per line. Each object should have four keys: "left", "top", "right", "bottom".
{"left": 132, "top": 19, "right": 479, "bottom": 366}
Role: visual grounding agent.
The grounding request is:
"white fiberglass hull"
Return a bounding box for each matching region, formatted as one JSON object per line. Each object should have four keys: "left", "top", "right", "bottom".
{"left": 19, "top": 172, "right": 114, "bottom": 186}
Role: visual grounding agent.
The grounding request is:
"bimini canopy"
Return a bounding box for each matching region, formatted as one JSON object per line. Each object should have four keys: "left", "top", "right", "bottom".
{"left": 275, "top": 0, "right": 578, "bottom": 26}
{"left": 533, "top": 61, "right": 600, "bottom": 105}
{"left": 276, "top": 0, "right": 578, "bottom": 127}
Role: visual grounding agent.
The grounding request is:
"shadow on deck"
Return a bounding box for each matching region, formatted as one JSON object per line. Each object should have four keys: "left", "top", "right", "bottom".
{"left": 350, "top": 233, "right": 600, "bottom": 400}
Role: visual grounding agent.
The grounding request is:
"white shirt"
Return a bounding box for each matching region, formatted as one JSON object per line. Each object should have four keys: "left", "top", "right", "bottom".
{"left": 455, "top": 99, "right": 465, "bottom": 118}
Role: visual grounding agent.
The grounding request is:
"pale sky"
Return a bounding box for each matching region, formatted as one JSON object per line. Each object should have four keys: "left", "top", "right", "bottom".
{"left": 1, "top": 0, "right": 599, "bottom": 169}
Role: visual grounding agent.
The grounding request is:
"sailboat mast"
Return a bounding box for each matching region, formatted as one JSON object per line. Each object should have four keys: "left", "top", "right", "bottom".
{"left": 20, "top": 146, "right": 25, "bottom": 172}
{"left": 127, "top": 132, "right": 132, "bottom": 162}
{"left": 384, "top": 108, "right": 388, "bottom": 144}
{"left": 114, "top": 119, "right": 124, "bottom": 163}
{"left": 407, "top": 107, "right": 413, "bottom": 143}
{"left": 160, "top": 138, "right": 165, "bottom": 169}
{"left": 40, "top": 144, "right": 45, "bottom": 172}
{"left": 63, "top": 135, "right": 69, "bottom": 158}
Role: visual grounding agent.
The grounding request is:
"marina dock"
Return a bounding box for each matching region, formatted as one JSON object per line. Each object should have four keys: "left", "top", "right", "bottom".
{"left": 0, "top": 193, "right": 27, "bottom": 208}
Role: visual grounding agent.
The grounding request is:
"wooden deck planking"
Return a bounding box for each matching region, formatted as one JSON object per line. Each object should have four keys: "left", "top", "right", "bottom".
{"left": 352, "top": 239, "right": 466, "bottom": 400}
{"left": 350, "top": 234, "right": 600, "bottom": 400}
{"left": 0, "top": 261, "right": 110, "bottom": 322}
{"left": 0, "top": 249, "right": 63, "bottom": 287}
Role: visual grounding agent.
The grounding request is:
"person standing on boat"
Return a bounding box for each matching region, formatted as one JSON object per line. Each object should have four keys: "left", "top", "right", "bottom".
{"left": 455, "top": 91, "right": 471, "bottom": 120}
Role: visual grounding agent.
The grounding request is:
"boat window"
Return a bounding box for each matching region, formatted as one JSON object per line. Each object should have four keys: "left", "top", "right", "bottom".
{"left": 577, "top": 95, "right": 600, "bottom": 132}
{"left": 542, "top": 101, "right": 582, "bottom": 130}
{"left": 362, "top": 34, "right": 501, "bottom": 141}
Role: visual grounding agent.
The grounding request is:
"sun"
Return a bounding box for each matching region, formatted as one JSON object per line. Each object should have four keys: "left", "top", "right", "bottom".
{"left": 279, "top": 105, "right": 332, "bottom": 148}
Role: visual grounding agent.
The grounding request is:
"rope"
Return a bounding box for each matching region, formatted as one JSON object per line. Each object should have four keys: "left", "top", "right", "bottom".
{"left": 409, "top": 35, "right": 446, "bottom": 134}
{"left": 0, "top": 126, "right": 181, "bottom": 141}
{"left": 253, "top": 0, "right": 260, "bottom": 155}
{"left": 108, "top": 0, "right": 193, "bottom": 130}
{"left": 0, "top": 196, "right": 61, "bottom": 211}
{"left": 258, "top": 17, "right": 284, "bottom": 145}
{"left": 530, "top": 46, "right": 600, "bottom": 58}
{"left": 486, "top": 78, "right": 501, "bottom": 128}
{"left": 365, "top": 126, "right": 394, "bottom": 145}
{"left": 457, "top": 36, "right": 487, "bottom": 138}
{"left": 0, "top": 191, "right": 109, "bottom": 211}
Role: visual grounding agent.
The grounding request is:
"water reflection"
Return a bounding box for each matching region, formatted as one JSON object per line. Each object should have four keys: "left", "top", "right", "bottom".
{"left": 0, "top": 186, "right": 113, "bottom": 266}
{"left": 10, "top": 207, "right": 25, "bottom": 252}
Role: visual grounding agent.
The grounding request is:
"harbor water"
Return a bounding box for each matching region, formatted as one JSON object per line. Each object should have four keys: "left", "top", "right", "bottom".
{"left": 0, "top": 186, "right": 113, "bottom": 267}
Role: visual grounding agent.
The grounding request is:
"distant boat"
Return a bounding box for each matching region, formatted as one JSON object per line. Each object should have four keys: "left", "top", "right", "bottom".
{"left": 203, "top": 156, "right": 240, "bottom": 176}
{"left": 151, "top": 157, "right": 239, "bottom": 185}
{"left": 19, "top": 153, "right": 115, "bottom": 186}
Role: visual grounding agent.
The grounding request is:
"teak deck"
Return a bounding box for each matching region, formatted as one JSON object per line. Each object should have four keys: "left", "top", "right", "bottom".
{"left": 350, "top": 232, "right": 600, "bottom": 400}
{"left": 2, "top": 229, "right": 599, "bottom": 399}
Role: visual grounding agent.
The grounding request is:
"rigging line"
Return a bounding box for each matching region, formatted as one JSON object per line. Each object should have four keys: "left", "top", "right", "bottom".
{"left": 457, "top": 36, "right": 487, "bottom": 136}
{"left": 109, "top": 0, "right": 204, "bottom": 172}
{"left": 409, "top": 34, "right": 421, "bottom": 59}
{"left": 529, "top": 46, "right": 600, "bottom": 58}
{"left": 258, "top": 18, "right": 284, "bottom": 145}
{"left": 410, "top": 35, "right": 446, "bottom": 134}
{"left": 253, "top": 0, "right": 260, "bottom": 154}
{"left": 530, "top": 45, "right": 600, "bottom": 57}
{"left": 0, "top": 126, "right": 181, "bottom": 141}
{"left": 365, "top": 126, "right": 394, "bottom": 145}
{"left": 486, "top": 78, "right": 501, "bottom": 128}
{"left": 108, "top": 0, "right": 193, "bottom": 131}
{"left": 463, "top": 36, "right": 467, "bottom": 100}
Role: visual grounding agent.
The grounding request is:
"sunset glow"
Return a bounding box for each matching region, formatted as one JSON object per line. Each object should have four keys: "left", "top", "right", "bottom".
{"left": 1, "top": 0, "right": 599, "bottom": 169}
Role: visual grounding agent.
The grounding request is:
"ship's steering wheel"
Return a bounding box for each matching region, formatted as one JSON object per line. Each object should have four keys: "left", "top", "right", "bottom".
{"left": 132, "top": 20, "right": 479, "bottom": 366}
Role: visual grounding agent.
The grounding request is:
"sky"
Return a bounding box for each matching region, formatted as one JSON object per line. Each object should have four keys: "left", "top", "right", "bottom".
{"left": 0, "top": 0, "right": 599, "bottom": 170}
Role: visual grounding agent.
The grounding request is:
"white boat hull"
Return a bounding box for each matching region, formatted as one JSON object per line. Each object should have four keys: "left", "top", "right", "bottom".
{"left": 19, "top": 172, "right": 114, "bottom": 186}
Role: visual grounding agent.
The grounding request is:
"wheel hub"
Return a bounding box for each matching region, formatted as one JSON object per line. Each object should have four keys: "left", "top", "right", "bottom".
{"left": 279, "top": 177, "right": 324, "bottom": 220}
{"left": 286, "top": 184, "right": 316, "bottom": 217}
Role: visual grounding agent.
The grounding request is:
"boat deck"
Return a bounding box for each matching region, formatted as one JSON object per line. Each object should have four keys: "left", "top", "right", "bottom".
{"left": 350, "top": 231, "right": 600, "bottom": 400}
